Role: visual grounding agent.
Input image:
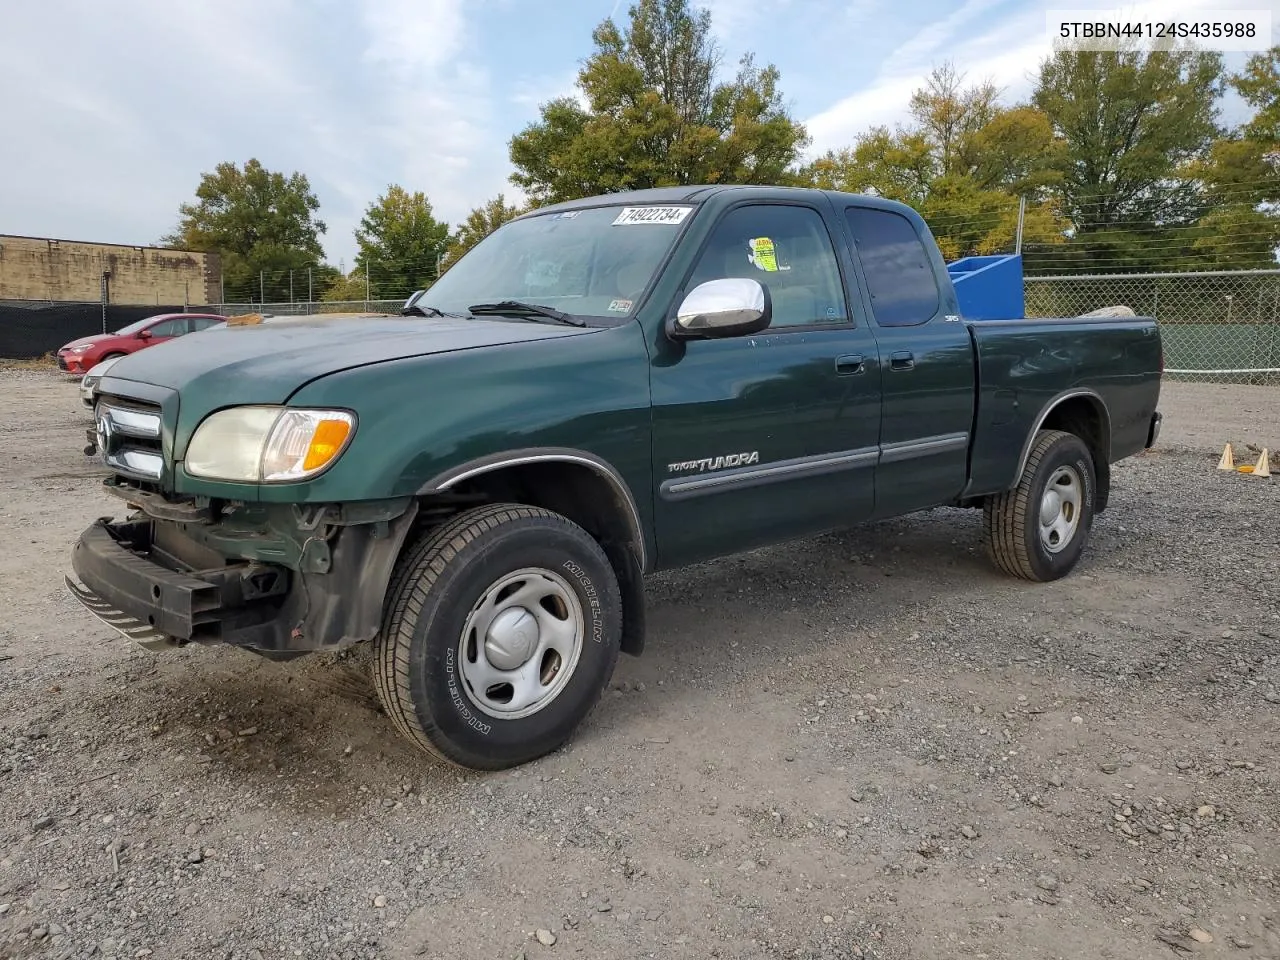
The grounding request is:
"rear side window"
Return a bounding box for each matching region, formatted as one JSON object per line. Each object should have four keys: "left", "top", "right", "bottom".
{"left": 844, "top": 207, "right": 941, "bottom": 327}
{"left": 148, "top": 319, "right": 185, "bottom": 337}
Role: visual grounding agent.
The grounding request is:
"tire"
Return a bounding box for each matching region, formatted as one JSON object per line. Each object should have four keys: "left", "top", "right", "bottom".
{"left": 101, "top": 352, "right": 126, "bottom": 361}
{"left": 983, "top": 429, "right": 1096, "bottom": 582}
{"left": 373, "top": 503, "right": 623, "bottom": 770}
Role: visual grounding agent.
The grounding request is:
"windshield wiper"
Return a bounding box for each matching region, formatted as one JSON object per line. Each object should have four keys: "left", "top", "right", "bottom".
{"left": 401, "top": 303, "right": 468, "bottom": 318}
{"left": 467, "top": 300, "right": 586, "bottom": 327}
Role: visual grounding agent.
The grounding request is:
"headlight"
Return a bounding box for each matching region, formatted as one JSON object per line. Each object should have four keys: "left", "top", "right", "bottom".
{"left": 185, "top": 406, "right": 356, "bottom": 483}
{"left": 68, "top": 344, "right": 91, "bottom": 353}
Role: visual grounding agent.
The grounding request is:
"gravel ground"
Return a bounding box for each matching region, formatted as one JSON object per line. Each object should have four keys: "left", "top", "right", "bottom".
{"left": 1, "top": 368, "right": 1277, "bottom": 960}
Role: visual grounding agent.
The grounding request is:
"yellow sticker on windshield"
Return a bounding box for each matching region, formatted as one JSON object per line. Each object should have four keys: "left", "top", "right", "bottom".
{"left": 748, "top": 237, "right": 778, "bottom": 272}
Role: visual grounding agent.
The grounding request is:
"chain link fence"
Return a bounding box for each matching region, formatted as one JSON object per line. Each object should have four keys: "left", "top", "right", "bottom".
{"left": 9, "top": 273, "right": 1280, "bottom": 381}
{"left": 1025, "top": 270, "right": 1280, "bottom": 386}
{"left": 209, "top": 300, "right": 407, "bottom": 317}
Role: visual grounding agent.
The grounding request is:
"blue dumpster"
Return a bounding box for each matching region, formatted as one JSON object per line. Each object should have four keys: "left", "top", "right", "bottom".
{"left": 946, "top": 254, "right": 1024, "bottom": 321}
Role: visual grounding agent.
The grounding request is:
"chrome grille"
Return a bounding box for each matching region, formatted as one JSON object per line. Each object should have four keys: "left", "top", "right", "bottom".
{"left": 95, "top": 397, "right": 163, "bottom": 482}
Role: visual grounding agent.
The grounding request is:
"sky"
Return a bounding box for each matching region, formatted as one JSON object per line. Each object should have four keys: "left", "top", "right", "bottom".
{"left": 0, "top": 0, "right": 1273, "bottom": 271}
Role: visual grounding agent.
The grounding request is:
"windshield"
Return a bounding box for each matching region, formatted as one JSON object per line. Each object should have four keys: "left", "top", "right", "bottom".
{"left": 112, "top": 316, "right": 157, "bottom": 335}
{"left": 419, "top": 203, "right": 696, "bottom": 322}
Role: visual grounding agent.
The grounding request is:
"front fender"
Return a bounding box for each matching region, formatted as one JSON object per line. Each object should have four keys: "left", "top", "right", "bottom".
{"left": 244, "top": 322, "right": 656, "bottom": 517}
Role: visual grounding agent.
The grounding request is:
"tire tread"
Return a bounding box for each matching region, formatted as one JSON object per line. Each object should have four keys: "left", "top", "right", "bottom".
{"left": 372, "top": 503, "right": 607, "bottom": 768}
{"left": 983, "top": 429, "right": 1076, "bottom": 582}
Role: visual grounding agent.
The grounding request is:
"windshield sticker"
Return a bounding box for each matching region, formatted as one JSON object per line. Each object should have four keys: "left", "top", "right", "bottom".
{"left": 612, "top": 205, "right": 693, "bottom": 226}
{"left": 553, "top": 211, "right": 581, "bottom": 220}
{"left": 748, "top": 237, "right": 789, "bottom": 272}
{"left": 608, "top": 298, "right": 633, "bottom": 312}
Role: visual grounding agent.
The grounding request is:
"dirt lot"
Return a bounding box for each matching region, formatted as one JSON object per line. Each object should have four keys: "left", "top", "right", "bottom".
{"left": 1, "top": 370, "right": 1277, "bottom": 960}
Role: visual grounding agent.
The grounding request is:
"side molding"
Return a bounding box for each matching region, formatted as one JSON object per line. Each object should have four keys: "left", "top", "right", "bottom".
{"left": 660, "top": 446, "right": 879, "bottom": 500}
{"left": 421, "top": 447, "right": 649, "bottom": 572}
{"left": 1013, "top": 389, "right": 1112, "bottom": 482}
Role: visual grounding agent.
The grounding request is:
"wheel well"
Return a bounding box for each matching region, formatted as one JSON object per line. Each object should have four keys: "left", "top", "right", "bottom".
{"left": 418, "top": 461, "right": 648, "bottom": 656}
{"left": 1041, "top": 396, "right": 1111, "bottom": 511}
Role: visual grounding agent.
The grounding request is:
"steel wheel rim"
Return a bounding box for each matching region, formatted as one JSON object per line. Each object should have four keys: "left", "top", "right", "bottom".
{"left": 1038, "top": 464, "right": 1082, "bottom": 554}
{"left": 458, "top": 566, "right": 585, "bottom": 720}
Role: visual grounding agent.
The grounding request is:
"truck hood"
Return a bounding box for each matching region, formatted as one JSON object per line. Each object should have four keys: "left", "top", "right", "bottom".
{"left": 99, "top": 312, "right": 596, "bottom": 404}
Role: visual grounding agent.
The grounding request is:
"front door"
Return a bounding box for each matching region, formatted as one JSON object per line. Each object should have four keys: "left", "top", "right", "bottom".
{"left": 649, "top": 201, "right": 883, "bottom": 569}
{"left": 841, "top": 204, "right": 976, "bottom": 518}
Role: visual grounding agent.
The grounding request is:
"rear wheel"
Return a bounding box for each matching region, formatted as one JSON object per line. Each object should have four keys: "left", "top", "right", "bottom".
{"left": 983, "top": 429, "right": 1096, "bottom": 582}
{"left": 373, "top": 503, "right": 622, "bottom": 769}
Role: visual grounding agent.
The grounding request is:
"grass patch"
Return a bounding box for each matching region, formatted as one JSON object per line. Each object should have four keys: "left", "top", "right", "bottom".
{"left": 0, "top": 353, "right": 61, "bottom": 372}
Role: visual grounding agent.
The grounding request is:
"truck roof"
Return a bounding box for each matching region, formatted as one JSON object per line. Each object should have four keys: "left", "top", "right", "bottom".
{"left": 519, "top": 185, "right": 924, "bottom": 221}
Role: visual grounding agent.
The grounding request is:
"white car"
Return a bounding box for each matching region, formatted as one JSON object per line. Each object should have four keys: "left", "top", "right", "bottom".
{"left": 80, "top": 354, "right": 124, "bottom": 409}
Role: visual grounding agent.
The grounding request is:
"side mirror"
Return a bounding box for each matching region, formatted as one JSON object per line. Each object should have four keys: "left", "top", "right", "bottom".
{"left": 669, "top": 277, "right": 771, "bottom": 340}
{"left": 136, "top": 329, "right": 152, "bottom": 340}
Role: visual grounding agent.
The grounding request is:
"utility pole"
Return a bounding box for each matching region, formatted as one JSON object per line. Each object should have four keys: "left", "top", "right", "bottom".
{"left": 365, "top": 263, "right": 371, "bottom": 308}
{"left": 259, "top": 270, "right": 265, "bottom": 304}
{"left": 308, "top": 267, "right": 313, "bottom": 311}
{"left": 289, "top": 269, "right": 294, "bottom": 304}
{"left": 1015, "top": 195, "right": 1027, "bottom": 255}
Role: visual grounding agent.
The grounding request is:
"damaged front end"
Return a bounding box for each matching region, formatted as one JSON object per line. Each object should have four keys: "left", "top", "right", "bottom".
{"left": 66, "top": 477, "right": 419, "bottom": 660}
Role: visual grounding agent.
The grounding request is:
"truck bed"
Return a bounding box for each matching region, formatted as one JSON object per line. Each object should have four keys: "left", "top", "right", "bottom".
{"left": 964, "top": 314, "right": 1163, "bottom": 497}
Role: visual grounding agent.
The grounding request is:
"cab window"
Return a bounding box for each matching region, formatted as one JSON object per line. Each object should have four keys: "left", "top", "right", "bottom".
{"left": 844, "top": 207, "right": 941, "bottom": 327}
{"left": 686, "top": 204, "right": 849, "bottom": 328}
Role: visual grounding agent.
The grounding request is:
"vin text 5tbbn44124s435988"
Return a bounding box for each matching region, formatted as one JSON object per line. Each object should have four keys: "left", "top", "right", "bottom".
{"left": 64, "top": 185, "right": 1163, "bottom": 771}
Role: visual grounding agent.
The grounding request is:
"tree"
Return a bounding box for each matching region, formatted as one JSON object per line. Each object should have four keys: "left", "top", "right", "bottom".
{"left": 1030, "top": 47, "right": 1225, "bottom": 270}
{"left": 320, "top": 269, "right": 369, "bottom": 303}
{"left": 163, "top": 159, "right": 326, "bottom": 301}
{"left": 508, "top": 0, "right": 809, "bottom": 204}
{"left": 801, "top": 63, "right": 1067, "bottom": 259}
{"left": 1233, "top": 45, "right": 1280, "bottom": 143}
{"left": 1187, "top": 47, "right": 1280, "bottom": 268}
{"left": 440, "top": 195, "right": 523, "bottom": 273}
{"left": 354, "top": 185, "right": 450, "bottom": 298}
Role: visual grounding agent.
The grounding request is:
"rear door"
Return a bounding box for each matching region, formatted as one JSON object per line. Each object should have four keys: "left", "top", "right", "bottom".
{"left": 840, "top": 204, "right": 975, "bottom": 517}
{"left": 144, "top": 317, "right": 187, "bottom": 346}
{"left": 649, "top": 200, "right": 883, "bottom": 568}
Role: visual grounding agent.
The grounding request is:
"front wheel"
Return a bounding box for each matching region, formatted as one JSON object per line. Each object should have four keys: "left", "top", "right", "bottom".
{"left": 373, "top": 503, "right": 623, "bottom": 770}
{"left": 983, "top": 429, "right": 1097, "bottom": 582}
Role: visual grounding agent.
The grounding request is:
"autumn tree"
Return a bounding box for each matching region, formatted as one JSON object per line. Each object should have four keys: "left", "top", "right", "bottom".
{"left": 803, "top": 63, "right": 1067, "bottom": 259}
{"left": 1233, "top": 44, "right": 1280, "bottom": 143}
{"left": 354, "top": 185, "right": 450, "bottom": 298}
{"left": 508, "top": 0, "right": 809, "bottom": 204}
{"left": 163, "top": 159, "right": 326, "bottom": 301}
{"left": 440, "top": 195, "right": 524, "bottom": 273}
{"left": 1180, "top": 46, "right": 1280, "bottom": 269}
{"left": 320, "top": 269, "right": 369, "bottom": 303}
{"left": 1030, "top": 46, "right": 1224, "bottom": 271}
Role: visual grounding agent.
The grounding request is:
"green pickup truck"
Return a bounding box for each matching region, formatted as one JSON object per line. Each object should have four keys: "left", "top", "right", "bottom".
{"left": 67, "top": 185, "right": 1164, "bottom": 770}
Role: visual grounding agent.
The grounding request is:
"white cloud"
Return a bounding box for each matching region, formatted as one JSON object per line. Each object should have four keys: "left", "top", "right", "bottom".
{"left": 0, "top": 0, "right": 515, "bottom": 268}
{"left": 801, "top": 0, "right": 1258, "bottom": 157}
{"left": 803, "top": 0, "right": 1049, "bottom": 154}
{"left": 345, "top": 0, "right": 511, "bottom": 249}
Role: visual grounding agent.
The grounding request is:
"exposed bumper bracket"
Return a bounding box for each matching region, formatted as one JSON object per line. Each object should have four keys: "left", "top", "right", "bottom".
{"left": 63, "top": 574, "right": 184, "bottom": 652}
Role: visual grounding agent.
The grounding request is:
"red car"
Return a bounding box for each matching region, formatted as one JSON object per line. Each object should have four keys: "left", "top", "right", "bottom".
{"left": 57, "top": 312, "right": 227, "bottom": 374}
